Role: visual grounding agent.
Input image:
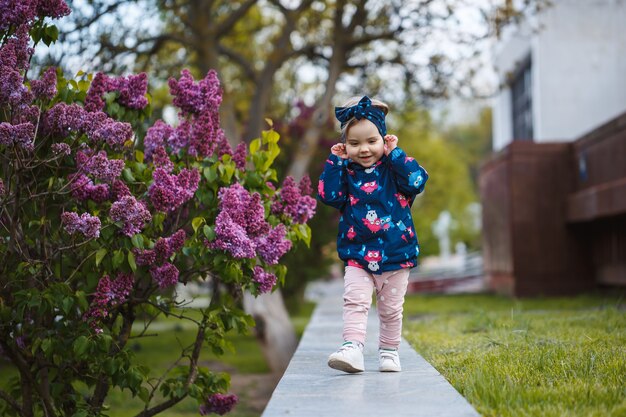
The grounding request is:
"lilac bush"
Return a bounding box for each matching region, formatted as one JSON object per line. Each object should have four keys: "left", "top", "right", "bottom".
{"left": 0, "top": 2, "right": 315, "bottom": 416}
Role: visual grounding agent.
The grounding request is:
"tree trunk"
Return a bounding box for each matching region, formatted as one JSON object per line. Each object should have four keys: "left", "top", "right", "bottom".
{"left": 286, "top": 47, "right": 344, "bottom": 181}
{"left": 243, "top": 291, "right": 298, "bottom": 374}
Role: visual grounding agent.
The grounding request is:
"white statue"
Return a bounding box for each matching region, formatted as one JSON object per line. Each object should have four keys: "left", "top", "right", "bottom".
{"left": 432, "top": 210, "right": 453, "bottom": 261}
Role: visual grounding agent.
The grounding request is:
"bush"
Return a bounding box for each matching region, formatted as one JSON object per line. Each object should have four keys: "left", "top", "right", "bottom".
{"left": 0, "top": 3, "right": 315, "bottom": 416}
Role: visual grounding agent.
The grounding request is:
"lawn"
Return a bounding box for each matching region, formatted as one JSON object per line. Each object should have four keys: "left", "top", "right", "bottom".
{"left": 402, "top": 292, "right": 626, "bottom": 417}
{"left": 0, "top": 300, "right": 316, "bottom": 417}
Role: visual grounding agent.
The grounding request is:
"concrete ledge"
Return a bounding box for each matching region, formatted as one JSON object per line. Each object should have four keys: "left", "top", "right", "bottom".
{"left": 262, "top": 280, "right": 481, "bottom": 417}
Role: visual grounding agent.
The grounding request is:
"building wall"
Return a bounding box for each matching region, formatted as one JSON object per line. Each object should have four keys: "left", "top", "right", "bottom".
{"left": 492, "top": 0, "right": 626, "bottom": 151}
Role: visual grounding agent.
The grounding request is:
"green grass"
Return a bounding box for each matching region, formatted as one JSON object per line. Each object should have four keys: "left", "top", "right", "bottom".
{"left": 0, "top": 300, "right": 317, "bottom": 417}
{"left": 403, "top": 292, "right": 626, "bottom": 417}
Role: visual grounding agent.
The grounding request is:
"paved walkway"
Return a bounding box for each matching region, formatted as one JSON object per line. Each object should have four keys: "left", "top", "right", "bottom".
{"left": 262, "top": 280, "right": 481, "bottom": 417}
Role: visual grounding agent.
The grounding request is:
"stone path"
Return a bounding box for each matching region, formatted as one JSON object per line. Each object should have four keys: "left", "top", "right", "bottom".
{"left": 261, "top": 279, "right": 481, "bottom": 417}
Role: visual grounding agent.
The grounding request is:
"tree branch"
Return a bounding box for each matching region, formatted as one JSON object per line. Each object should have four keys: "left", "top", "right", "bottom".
{"left": 0, "top": 389, "right": 21, "bottom": 415}
{"left": 217, "top": 44, "right": 257, "bottom": 82}
{"left": 215, "top": 0, "right": 258, "bottom": 38}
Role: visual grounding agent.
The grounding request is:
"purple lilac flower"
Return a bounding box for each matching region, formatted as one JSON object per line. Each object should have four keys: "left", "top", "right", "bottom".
{"left": 69, "top": 173, "right": 110, "bottom": 203}
{"left": 150, "top": 262, "right": 179, "bottom": 288}
{"left": 12, "top": 103, "right": 39, "bottom": 125}
{"left": 154, "top": 229, "right": 186, "bottom": 263}
{"left": 42, "top": 103, "right": 87, "bottom": 137}
{"left": 90, "top": 120, "right": 133, "bottom": 149}
{"left": 110, "top": 195, "right": 152, "bottom": 237}
{"left": 243, "top": 192, "right": 270, "bottom": 237}
{"left": 0, "top": 23, "right": 33, "bottom": 70}
{"left": 199, "top": 393, "right": 238, "bottom": 416}
{"left": 76, "top": 150, "right": 125, "bottom": 183}
{"left": 168, "top": 69, "right": 222, "bottom": 116}
{"left": 30, "top": 67, "right": 57, "bottom": 100}
{"left": 216, "top": 129, "right": 233, "bottom": 158}
{"left": 169, "top": 119, "right": 192, "bottom": 154}
{"left": 254, "top": 224, "right": 292, "bottom": 265}
{"left": 207, "top": 211, "right": 256, "bottom": 259}
{"left": 110, "top": 179, "right": 131, "bottom": 200}
{"left": 36, "top": 0, "right": 71, "bottom": 19}
{"left": 84, "top": 72, "right": 110, "bottom": 112}
{"left": 61, "top": 211, "right": 102, "bottom": 239}
{"left": 299, "top": 176, "right": 313, "bottom": 195}
{"left": 143, "top": 120, "right": 174, "bottom": 159}
{"left": 148, "top": 168, "right": 200, "bottom": 212}
{"left": 252, "top": 266, "right": 277, "bottom": 294}
{"left": 216, "top": 183, "right": 250, "bottom": 227}
{"left": 233, "top": 142, "right": 247, "bottom": 170}
{"left": 115, "top": 72, "right": 149, "bottom": 109}
{"left": 84, "top": 273, "right": 134, "bottom": 325}
{"left": 51, "top": 142, "right": 71, "bottom": 155}
{"left": 86, "top": 72, "right": 149, "bottom": 112}
{"left": 133, "top": 248, "right": 156, "bottom": 266}
{"left": 271, "top": 176, "right": 316, "bottom": 224}
{"left": 189, "top": 112, "right": 219, "bottom": 157}
{"left": 0, "top": 122, "right": 35, "bottom": 151}
{"left": 0, "top": 1, "right": 37, "bottom": 30}
{"left": 151, "top": 146, "right": 174, "bottom": 172}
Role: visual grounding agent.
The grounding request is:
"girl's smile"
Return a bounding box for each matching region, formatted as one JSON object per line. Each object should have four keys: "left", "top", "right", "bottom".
{"left": 345, "top": 119, "right": 385, "bottom": 167}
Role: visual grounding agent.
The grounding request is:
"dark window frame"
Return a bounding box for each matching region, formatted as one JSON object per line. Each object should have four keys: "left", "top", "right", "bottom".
{"left": 511, "top": 57, "right": 533, "bottom": 141}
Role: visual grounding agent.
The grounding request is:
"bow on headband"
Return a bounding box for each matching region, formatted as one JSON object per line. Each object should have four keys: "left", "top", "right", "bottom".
{"left": 335, "top": 96, "right": 387, "bottom": 137}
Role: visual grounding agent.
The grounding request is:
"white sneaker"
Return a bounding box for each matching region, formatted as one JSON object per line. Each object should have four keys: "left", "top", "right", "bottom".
{"left": 328, "top": 342, "right": 364, "bottom": 373}
{"left": 379, "top": 348, "right": 401, "bottom": 372}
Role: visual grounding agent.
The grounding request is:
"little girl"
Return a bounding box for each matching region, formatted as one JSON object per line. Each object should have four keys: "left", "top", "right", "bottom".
{"left": 317, "top": 95, "right": 428, "bottom": 373}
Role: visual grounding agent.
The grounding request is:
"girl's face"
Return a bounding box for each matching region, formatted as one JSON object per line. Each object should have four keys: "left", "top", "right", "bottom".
{"left": 345, "top": 119, "right": 384, "bottom": 167}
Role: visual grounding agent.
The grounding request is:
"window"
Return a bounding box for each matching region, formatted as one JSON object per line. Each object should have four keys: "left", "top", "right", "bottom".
{"left": 511, "top": 58, "right": 533, "bottom": 141}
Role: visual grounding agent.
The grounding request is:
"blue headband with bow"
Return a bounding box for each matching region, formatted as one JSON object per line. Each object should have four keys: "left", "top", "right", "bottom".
{"left": 335, "top": 96, "right": 387, "bottom": 138}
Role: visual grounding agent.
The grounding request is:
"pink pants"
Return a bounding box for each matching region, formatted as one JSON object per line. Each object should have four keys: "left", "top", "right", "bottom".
{"left": 342, "top": 266, "right": 410, "bottom": 349}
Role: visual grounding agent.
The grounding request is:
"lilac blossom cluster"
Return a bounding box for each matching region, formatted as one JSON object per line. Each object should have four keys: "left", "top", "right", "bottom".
{"left": 144, "top": 70, "right": 230, "bottom": 159}
{"left": 232, "top": 142, "right": 247, "bottom": 171}
{"left": 199, "top": 393, "right": 238, "bottom": 416}
{"left": 252, "top": 266, "right": 277, "bottom": 294}
{"left": 76, "top": 149, "right": 125, "bottom": 183}
{"left": 43, "top": 102, "right": 133, "bottom": 149}
{"left": 0, "top": 122, "right": 35, "bottom": 151}
{"left": 271, "top": 176, "right": 317, "bottom": 224}
{"left": 148, "top": 168, "right": 200, "bottom": 212}
{"left": 207, "top": 184, "right": 292, "bottom": 264}
{"left": 51, "top": 142, "right": 71, "bottom": 155}
{"left": 134, "top": 229, "right": 186, "bottom": 266}
{"left": 149, "top": 262, "right": 179, "bottom": 289}
{"left": 109, "top": 195, "right": 152, "bottom": 236}
{"left": 30, "top": 66, "right": 57, "bottom": 100}
{"left": 84, "top": 72, "right": 149, "bottom": 112}
{"left": 133, "top": 230, "right": 185, "bottom": 289}
{"left": 84, "top": 273, "right": 134, "bottom": 330}
{"left": 0, "top": 0, "right": 70, "bottom": 31}
{"left": 69, "top": 173, "right": 110, "bottom": 203}
{"left": 61, "top": 211, "right": 101, "bottom": 239}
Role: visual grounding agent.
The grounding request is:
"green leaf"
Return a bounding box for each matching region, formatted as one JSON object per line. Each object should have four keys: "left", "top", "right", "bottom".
{"left": 122, "top": 168, "right": 135, "bottom": 182}
{"left": 112, "top": 250, "right": 124, "bottom": 268}
{"left": 135, "top": 150, "right": 144, "bottom": 163}
{"left": 203, "top": 225, "right": 215, "bottom": 241}
{"left": 73, "top": 336, "right": 89, "bottom": 358}
{"left": 203, "top": 166, "right": 218, "bottom": 183}
{"left": 131, "top": 234, "right": 144, "bottom": 249}
{"left": 128, "top": 250, "right": 137, "bottom": 272}
{"left": 192, "top": 217, "right": 205, "bottom": 233}
{"left": 249, "top": 138, "right": 261, "bottom": 155}
{"left": 95, "top": 248, "right": 107, "bottom": 267}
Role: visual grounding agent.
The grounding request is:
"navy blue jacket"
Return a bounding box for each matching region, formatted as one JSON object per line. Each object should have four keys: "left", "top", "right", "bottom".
{"left": 317, "top": 147, "right": 428, "bottom": 274}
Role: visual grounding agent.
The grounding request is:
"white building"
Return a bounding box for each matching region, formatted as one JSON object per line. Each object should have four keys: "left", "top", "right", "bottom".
{"left": 492, "top": 0, "right": 626, "bottom": 151}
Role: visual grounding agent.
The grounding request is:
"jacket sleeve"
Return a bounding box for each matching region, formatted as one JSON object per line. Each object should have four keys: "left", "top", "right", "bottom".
{"left": 317, "top": 153, "right": 348, "bottom": 211}
{"left": 388, "top": 147, "right": 429, "bottom": 196}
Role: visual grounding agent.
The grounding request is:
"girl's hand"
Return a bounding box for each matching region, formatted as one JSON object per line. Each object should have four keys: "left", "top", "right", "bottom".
{"left": 331, "top": 143, "right": 348, "bottom": 159}
{"left": 384, "top": 134, "right": 398, "bottom": 155}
